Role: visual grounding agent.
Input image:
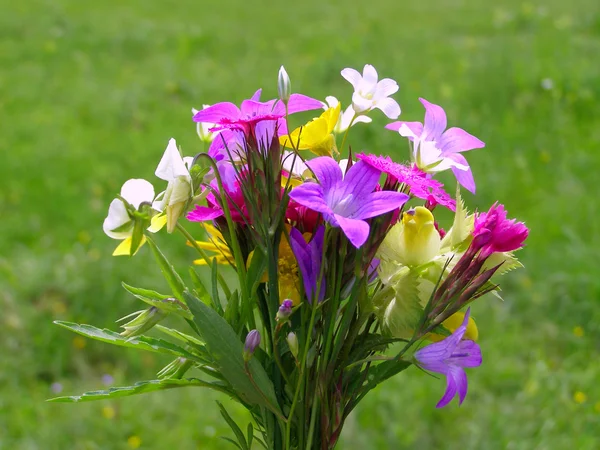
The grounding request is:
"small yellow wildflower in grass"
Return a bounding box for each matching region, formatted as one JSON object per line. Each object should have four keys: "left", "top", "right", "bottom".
{"left": 573, "top": 326, "right": 584, "bottom": 338}
{"left": 280, "top": 104, "right": 341, "bottom": 156}
{"left": 72, "top": 336, "right": 86, "bottom": 350}
{"left": 127, "top": 435, "right": 142, "bottom": 449}
{"left": 573, "top": 391, "right": 587, "bottom": 404}
{"left": 101, "top": 405, "right": 116, "bottom": 419}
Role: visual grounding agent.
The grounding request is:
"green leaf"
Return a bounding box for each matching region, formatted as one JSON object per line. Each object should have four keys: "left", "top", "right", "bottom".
{"left": 47, "top": 378, "right": 226, "bottom": 402}
{"left": 146, "top": 236, "right": 186, "bottom": 302}
{"left": 122, "top": 282, "right": 193, "bottom": 319}
{"left": 184, "top": 291, "right": 282, "bottom": 415}
{"left": 54, "top": 321, "right": 200, "bottom": 361}
{"left": 155, "top": 324, "right": 205, "bottom": 346}
{"left": 211, "top": 257, "right": 223, "bottom": 312}
{"left": 246, "top": 247, "right": 266, "bottom": 297}
{"left": 220, "top": 437, "right": 243, "bottom": 449}
{"left": 365, "top": 359, "right": 412, "bottom": 390}
{"left": 246, "top": 423, "right": 254, "bottom": 449}
{"left": 189, "top": 266, "right": 217, "bottom": 310}
{"left": 217, "top": 401, "right": 249, "bottom": 450}
{"left": 384, "top": 270, "right": 423, "bottom": 339}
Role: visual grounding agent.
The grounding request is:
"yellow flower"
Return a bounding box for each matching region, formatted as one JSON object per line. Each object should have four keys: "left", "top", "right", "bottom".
{"left": 574, "top": 391, "right": 587, "bottom": 404}
{"left": 189, "top": 224, "right": 233, "bottom": 266}
{"left": 280, "top": 104, "right": 341, "bottom": 156}
{"left": 127, "top": 435, "right": 142, "bottom": 449}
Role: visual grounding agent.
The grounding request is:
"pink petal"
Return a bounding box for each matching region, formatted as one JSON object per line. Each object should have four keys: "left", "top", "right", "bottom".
{"left": 287, "top": 93, "right": 325, "bottom": 115}
{"left": 448, "top": 153, "right": 476, "bottom": 193}
{"left": 186, "top": 205, "right": 223, "bottom": 222}
{"left": 250, "top": 89, "right": 262, "bottom": 101}
{"left": 193, "top": 102, "right": 240, "bottom": 123}
{"left": 419, "top": 98, "right": 447, "bottom": 141}
{"left": 385, "top": 121, "right": 423, "bottom": 140}
{"left": 439, "top": 127, "right": 485, "bottom": 154}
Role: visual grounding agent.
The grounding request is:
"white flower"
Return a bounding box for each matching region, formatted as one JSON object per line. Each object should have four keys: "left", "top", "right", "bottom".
{"left": 102, "top": 179, "right": 156, "bottom": 255}
{"left": 153, "top": 138, "right": 194, "bottom": 233}
{"left": 321, "top": 96, "right": 371, "bottom": 133}
{"left": 191, "top": 105, "right": 220, "bottom": 142}
{"left": 340, "top": 64, "right": 400, "bottom": 119}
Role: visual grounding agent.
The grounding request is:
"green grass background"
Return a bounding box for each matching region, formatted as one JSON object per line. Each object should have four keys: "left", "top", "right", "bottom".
{"left": 1, "top": 0, "right": 599, "bottom": 448}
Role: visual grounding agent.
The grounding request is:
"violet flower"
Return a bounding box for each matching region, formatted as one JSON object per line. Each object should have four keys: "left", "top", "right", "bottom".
{"left": 473, "top": 203, "right": 529, "bottom": 258}
{"left": 414, "top": 308, "right": 482, "bottom": 408}
{"left": 356, "top": 153, "right": 456, "bottom": 211}
{"left": 386, "top": 98, "right": 485, "bottom": 193}
{"left": 289, "top": 225, "right": 325, "bottom": 303}
{"left": 289, "top": 157, "right": 409, "bottom": 248}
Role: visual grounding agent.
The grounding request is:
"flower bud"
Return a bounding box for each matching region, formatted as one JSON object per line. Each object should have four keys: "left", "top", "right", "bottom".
{"left": 243, "top": 329, "right": 261, "bottom": 361}
{"left": 278, "top": 66, "right": 291, "bottom": 105}
{"left": 286, "top": 332, "right": 299, "bottom": 359}
{"left": 120, "top": 306, "right": 168, "bottom": 337}
{"left": 276, "top": 299, "right": 294, "bottom": 321}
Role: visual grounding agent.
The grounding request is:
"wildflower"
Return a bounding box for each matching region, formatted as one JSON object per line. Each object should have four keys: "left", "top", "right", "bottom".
{"left": 378, "top": 207, "right": 441, "bottom": 267}
{"left": 289, "top": 226, "right": 325, "bottom": 303}
{"left": 356, "top": 153, "right": 456, "bottom": 211}
{"left": 472, "top": 203, "right": 529, "bottom": 258}
{"left": 153, "top": 138, "right": 194, "bottom": 233}
{"left": 278, "top": 66, "right": 291, "bottom": 104}
{"left": 127, "top": 435, "right": 142, "bottom": 449}
{"left": 280, "top": 104, "right": 341, "bottom": 156}
{"left": 243, "top": 330, "right": 261, "bottom": 361}
{"left": 50, "top": 382, "right": 63, "bottom": 393}
{"left": 386, "top": 98, "right": 485, "bottom": 193}
{"left": 289, "top": 157, "right": 409, "bottom": 248}
{"left": 276, "top": 299, "right": 294, "bottom": 321}
{"left": 341, "top": 64, "right": 401, "bottom": 118}
{"left": 191, "top": 105, "right": 221, "bottom": 142}
{"left": 574, "top": 391, "right": 587, "bottom": 404}
{"left": 189, "top": 224, "right": 233, "bottom": 266}
{"left": 101, "top": 374, "right": 115, "bottom": 386}
{"left": 321, "top": 96, "right": 372, "bottom": 134}
{"left": 103, "top": 179, "right": 159, "bottom": 255}
{"left": 414, "top": 308, "right": 482, "bottom": 408}
{"left": 102, "top": 405, "right": 116, "bottom": 420}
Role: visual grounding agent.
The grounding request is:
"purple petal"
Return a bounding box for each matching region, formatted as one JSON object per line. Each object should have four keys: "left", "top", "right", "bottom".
{"left": 187, "top": 205, "right": 223, "bottom": 222}
{"left": 289, "top": 182, "right": 331, "bottom": 214}
{"left": 451, "top": 340, "right": 482, "bottom": 368}
{"left": 385, "top": 121, "right": 424, "bottom": 141}
{"left": 448, "top": 153, "right": 476, "bottom": 193}
{"left": 450, "top": 365, "right": 469, "bottom": 405}
{"left": 439, "top": 127, "right": 485, "bottom": 154}
{"left": 333, "top": 214, "right": 370, "bottom": 248}
{"left": 250, "top": 89, "right": 262, "bottom": 101}
{"left": 240, "top": 99, "right": 279, "bottom": 119}
{"left": 338, "top": 161, "right": 381, "bottom": 201}
{"left": 350, "top": 191, "right": 409, "bottom": 220}
{"left": 309, "top": 226, "right": 326, "bottom": 302}
{"left": 287, "top": 94, "right": 324, "bottom": 115}
{"left": 306, "top": 157, "right": 343, "bottom": 194}
{"left": 419, "top": 98, "right": 447, "bottom": 141}
{"left": 193, "top": 102, "right": 240, "bottom": 123}
{"left": 436, "top": 372, "right": 458, "bottom": 408}
{"left": 255, "top": 119, "right": 278, "bottom": 152}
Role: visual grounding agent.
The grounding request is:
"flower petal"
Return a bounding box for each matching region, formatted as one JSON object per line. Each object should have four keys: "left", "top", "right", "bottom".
{"left": 103, "top": 199, "right": 131, "bottom": 239}
{"left": 450, "top": 365, "right": 469, "bottom": 405}
{"left": 451, "top": 340, "right": 482, "bottom": 368}
{"left": 375, "top": 97, "right": 401, "bottom": 119}
{"left": 306, "top": 156, "right": 344, "bottom": 193}
{"left": 333, "top": 214, "right": 370, "bottom": 248}
{"left": 436, "top": 371, "right": 458, "bottom": 408}
{"left": 374, "top": 78, "right": 399, "bottom": 99}
{"left": 338, "top": 160, "right": 382, "bottom": 201}
{"left": 448, "top": 153, "right": 476, "bottom": 193}
{"left": 386, "top": 121, "right": 424, "bottom": 141}
{"left": 341, "top": 68, "right": 362, "bottom": 90}
{"left": 155, "top": 138, "right": 190, "bottom": 181}
{"left": 193, "top": 102, "right": 241, "bottom": 123}
{"left": 289, "top": 182, "right": 331, "bottom": 214}
{"left": 351, "top": 92, "right": 372, "bottom": 113}
{"left": 120, "top": 179, "right": 155, "bottom": 209}
{"left": 362, "top": 64, "right": 378, "bottom": 86}
{"left": 250, "top": 89, "right": 262, "bottom": 101}
{"left": 419, "top": 98, "right": 447, "bottom": 141}
{"left": 186, "top": 205, "right": 224, "bottom": 222}
{"left": 439, "top": 127, "right": 485, "bottom": 154}
{"left": 351, "top": 191, "right": 409, "bottom": 220}
{"left": 287, "top": 94, "right": 324, "bottom": 115}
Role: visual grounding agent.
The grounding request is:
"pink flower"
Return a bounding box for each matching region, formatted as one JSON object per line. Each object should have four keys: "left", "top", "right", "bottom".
{"left": 473, "top": 203, "right": 529, "bottom": 257}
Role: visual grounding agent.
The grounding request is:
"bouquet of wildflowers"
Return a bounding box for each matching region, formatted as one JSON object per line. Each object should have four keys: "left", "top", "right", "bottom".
{"left": 52, "top": 65, "right": 529, "bottom": 449}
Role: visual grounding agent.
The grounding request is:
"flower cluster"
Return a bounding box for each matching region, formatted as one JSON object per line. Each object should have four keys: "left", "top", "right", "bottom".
{"left": 61, "top": 64, "right": 528, "bottom": 450}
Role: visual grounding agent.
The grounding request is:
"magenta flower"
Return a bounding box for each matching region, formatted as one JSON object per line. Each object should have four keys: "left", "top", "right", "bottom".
{"left": 386, "top": 98, "right": 484, "bottom": 193}
{"left": 356, "top": 153, "right": 456, "bottom": 211}
{"left": 289, "top": 226, "right": 326, "bottom": 303}
{"left": 289, "top": 158, "right": 409, "bottom": 248}
{"left": 473, "top": 203, "right": 529, "bottom": 258}
{"left": 414, "top": 308, "right": 482, "bottom": 408}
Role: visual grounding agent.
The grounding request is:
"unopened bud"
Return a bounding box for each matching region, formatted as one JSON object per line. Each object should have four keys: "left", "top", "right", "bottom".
{"left": 276, "top": 299, "right": 294, "bottom": 321}
{"left": 278, "top": 66, "right": 291, "bottom": 105}
{"left": 243, "top": 329, "right": 261, "bottom": 361}
{"left": 287, "top": 332, "right": 299, "bottom": 359}
{"left": 120, "top": 306, "right": 168, "bottom": 337}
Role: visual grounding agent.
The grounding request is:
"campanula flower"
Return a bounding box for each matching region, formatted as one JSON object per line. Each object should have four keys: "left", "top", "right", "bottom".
{"left": 289, "top": 225, "right": 325, "bottom": 303}
{"left": 153, "top": 138, "right": 194, "bottom": 233}
{"left": 289, "top": 157, "right": 409, "bottom": 248}
{"left": 280, "top": 104, "right": 341, "bottom": 156}
{"left": 414, "top": 308, "right": 482, "bottom": 408}
{"left": 103, "top": 179, "right": 161, "bottom": 256}
{"left": 321, "top": 96, "right": 371, "bottom": 133}
{"left": 386, "top": 98, "right": 485, "bottom": 193}
{"left": 341, "top": 64, "right": 400, "bottom": 119}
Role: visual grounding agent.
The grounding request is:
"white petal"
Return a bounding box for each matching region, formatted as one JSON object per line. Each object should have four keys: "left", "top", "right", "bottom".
{"left": 191, "top": 107, "right": 199, "bottom": 115}
{"left": 282, "top": 150, "right": 309, "bottom": 176}
{"left": 325, "top": 96, "right": 339, "bottom": 108}
{"left": 375, "top": 97, "right": 401, "bottom": 119}
{"left": 338, "top": 159, "right": 350, "bottom": 174}
{"left": 353, "top": 115, "right": 372, "bottom": 125}
{"left": 362, "top": 64, "right": 379, "bottom": 87}
{"left": 337, "top": 106, "right": 356, "bottom": 133}
{"left": 103, "top": 198, "right": 131, "bottom": 239}
{"left": 120, "top": 179, "right": 155, "bottom": 209}
{"left": 155, "top": 138, "right": 190, "bottom": 182}
{"left": 168, "top": 178, "right": 192, "bottom": 206}
{"left": 152, "top": 190, "right": 167, "bottom": 212}
{"left": 351, "top": 93, "right": 373, "bottom": 114}
{"left": 374, "top": 78, "right": 399, "bottom": 100}
{"left": 341, "top": 68, "right": 363, "bottom": 90}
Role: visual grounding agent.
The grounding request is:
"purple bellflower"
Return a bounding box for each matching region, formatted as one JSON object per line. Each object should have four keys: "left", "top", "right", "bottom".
{"left": 386, "top": 98, "right": 485, "bottom": 193}
{"left": 289, "top": 225, "right": 326, "bottom": 303}
{"left": 289, "top": 157, "right": 409, "bottom": 248}
{"left": 414, "top": 308, "right": 482, "bottom": 408}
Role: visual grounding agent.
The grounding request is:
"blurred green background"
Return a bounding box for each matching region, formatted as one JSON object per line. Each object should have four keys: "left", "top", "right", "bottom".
{"left": 1, "top": 0, "right": 599, "bottom": 448}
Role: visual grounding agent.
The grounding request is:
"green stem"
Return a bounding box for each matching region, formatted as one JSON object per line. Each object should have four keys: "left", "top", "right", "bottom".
{"left": 338, "top": 114, "right": 357, "bottom": 154}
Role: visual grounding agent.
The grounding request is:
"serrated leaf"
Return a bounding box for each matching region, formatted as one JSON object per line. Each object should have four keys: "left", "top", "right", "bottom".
{"left": 47, "top": 378, "right": 226, "bottom": 402}
{"left": 441, "top": 187, "right": 473, "bottom": 251}
{"left": 54, "top": 321, "right": 200, "bottom": 361}
{"left": 383, "top": 270, "right": 423, "bottom": 339}
{"left": 184, "top": 291, "right": 281, "bottom": 415}
{"left": 146, "top": 236, "right": 186, "bottom": 302}
{"left": 483, "top": 251, "right": 523, "bottom": 276}
{"left": 122, "top": 282, "right": 192, "bottom": 319}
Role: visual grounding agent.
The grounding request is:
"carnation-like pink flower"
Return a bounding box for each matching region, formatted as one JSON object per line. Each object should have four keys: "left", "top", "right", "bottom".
{"left": 472, "top": 203, "right": 529, "bottom": 257}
